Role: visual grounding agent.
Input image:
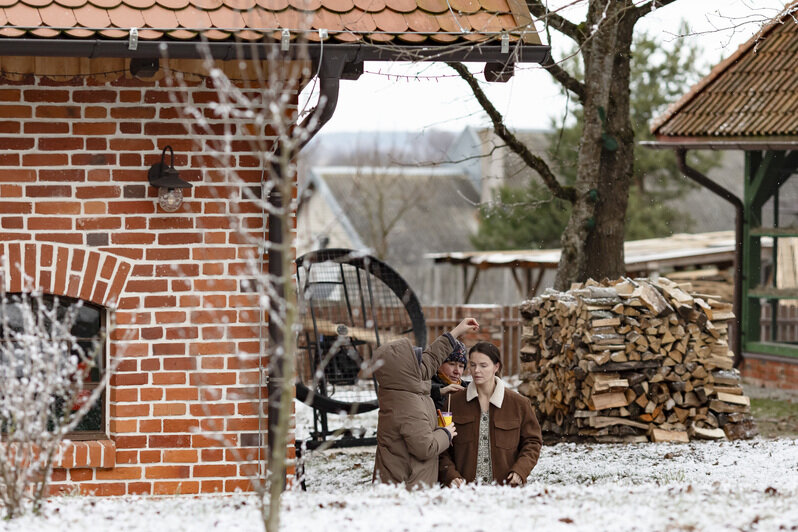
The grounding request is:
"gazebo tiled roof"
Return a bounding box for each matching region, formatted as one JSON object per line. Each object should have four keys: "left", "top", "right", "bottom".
{"left": 652, "top": 3, "right": 798, "bottom": 140}
{"left": 0, "top": 0, "right": 542, "bottom": 46}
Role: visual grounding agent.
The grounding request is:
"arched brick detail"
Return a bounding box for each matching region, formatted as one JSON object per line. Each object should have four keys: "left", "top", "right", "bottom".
{"left": 0, "top": 241, "right": 133, "bottom": 308}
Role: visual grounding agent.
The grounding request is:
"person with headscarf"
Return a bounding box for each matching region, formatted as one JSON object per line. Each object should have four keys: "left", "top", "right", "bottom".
{"left": 430, "top": 338, "right": 468, "bottom": 412}
{"left": 372, "top": 317, "right": 479, "bottom": 489}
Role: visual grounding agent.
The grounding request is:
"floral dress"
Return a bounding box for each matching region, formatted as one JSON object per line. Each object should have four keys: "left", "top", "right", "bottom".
{"left": 475, "top": 410, "right": 492, "bottom": 483}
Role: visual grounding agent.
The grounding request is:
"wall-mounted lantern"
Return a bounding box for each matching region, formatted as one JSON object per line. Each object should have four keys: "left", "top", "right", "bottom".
{"left": 148, "top": 145, "right": 192, "bottom": 212}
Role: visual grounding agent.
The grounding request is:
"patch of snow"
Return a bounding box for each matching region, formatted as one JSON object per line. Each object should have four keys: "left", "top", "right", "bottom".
{"left": 3, "top": 439, "right": 796, "bottom": 532}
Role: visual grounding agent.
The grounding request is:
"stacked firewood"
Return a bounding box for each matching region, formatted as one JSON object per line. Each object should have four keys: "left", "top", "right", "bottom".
{"left": 518, "top": 277, "right": 757, "bottom": 443}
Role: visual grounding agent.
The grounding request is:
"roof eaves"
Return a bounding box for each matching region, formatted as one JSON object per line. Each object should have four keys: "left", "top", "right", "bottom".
{"left": 0, "top": 37, "right": 550, "bottom": 65}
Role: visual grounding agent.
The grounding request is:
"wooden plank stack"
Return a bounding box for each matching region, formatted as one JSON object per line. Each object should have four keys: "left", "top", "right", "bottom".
{"left": 518, "top": 277, "right": 757, "bottom": 443}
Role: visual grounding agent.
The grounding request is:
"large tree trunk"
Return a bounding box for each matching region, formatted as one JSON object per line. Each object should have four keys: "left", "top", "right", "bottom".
{"left": 555, "top": 0, "right": 635, "bottom": 289}
{"left": 583, "top": 7, "right": 636, "bottom": 281}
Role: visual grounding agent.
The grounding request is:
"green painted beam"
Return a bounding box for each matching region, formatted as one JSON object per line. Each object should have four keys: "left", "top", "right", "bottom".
{"left": 745, "top": 342, "right": 798, "bottom": 359}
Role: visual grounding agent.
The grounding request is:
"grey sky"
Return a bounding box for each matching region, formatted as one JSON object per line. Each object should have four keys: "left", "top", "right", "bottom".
{"left": 302, "top": 0, "right": 788, "bottom": 134}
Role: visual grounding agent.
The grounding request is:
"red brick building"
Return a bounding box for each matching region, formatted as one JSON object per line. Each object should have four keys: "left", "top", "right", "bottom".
{"left": 0, "top": 0, "right": 546, "bottom": 495}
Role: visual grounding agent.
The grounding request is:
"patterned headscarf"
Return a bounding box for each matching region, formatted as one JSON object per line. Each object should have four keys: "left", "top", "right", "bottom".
{"left": 445, "top": 340, "right": 467, "bottom": 366}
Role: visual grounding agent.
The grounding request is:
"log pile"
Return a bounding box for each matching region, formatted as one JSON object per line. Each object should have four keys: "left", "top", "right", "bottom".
{"left": 518, "top": 277, "right": 757, "bottom": 443}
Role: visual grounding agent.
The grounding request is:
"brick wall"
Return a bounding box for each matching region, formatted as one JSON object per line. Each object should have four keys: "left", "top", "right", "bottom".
{"left": 0, "top": 64, "right": 298, "bottom": 495}
{"left": 741, "top": 353, "right": 798, "bottom": 390}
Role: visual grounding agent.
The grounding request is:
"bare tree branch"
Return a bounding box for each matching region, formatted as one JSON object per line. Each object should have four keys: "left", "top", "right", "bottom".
{"left": 449, "top": 62, "right": 575, "bottom": 203}
{"left": 632, "top": 0, "right": 680, "bottom": 22}
{"left": 541, "top": 54, "right": 586, "bottom": 103}
{"left": 527, "top": 0, "right": 586, "bottom": 44}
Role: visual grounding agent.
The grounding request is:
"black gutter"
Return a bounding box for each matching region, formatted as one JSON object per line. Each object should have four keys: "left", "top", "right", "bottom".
{"left": 0, "top": 38, "right": 550, "bottom": 65}
{"left": 267, "top": 53, "right": 343, "bottom": 487}
{"left": 676, "top": 149, "right": 744, "bottom": 367}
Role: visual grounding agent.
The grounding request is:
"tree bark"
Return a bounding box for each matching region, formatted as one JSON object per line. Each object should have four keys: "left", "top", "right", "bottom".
{"left": 554, "top": 0, "right": 623, "bottom": 289}
{"left": 582, "top": 5, "right": 637, "bottom": 282}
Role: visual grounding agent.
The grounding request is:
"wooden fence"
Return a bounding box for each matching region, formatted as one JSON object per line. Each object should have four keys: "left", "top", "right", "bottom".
{"left": 423, "top": 304, "right": 523, "bottom": 376}
{"left": 761, "top": 304, "right": 798, "bottom": 343}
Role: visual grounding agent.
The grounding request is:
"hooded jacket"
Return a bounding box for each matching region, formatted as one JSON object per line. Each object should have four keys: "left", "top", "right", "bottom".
{"left": 372, "top": 334, "right": 454, "bottom": 488}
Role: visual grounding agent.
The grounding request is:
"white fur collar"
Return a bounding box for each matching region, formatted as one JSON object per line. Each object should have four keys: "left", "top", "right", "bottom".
{"left": 465, "top": 376, "right": 505, "bottom": 408}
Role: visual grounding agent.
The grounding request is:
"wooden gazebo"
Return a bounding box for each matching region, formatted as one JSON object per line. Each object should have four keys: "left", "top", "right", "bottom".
{"left": 647, "top": 4, "right": 798, "bottom": 388}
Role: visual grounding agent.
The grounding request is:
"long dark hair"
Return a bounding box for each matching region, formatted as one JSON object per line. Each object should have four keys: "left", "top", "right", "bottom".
{"left": 468, "top": 341, "right": 502, "bottom": 376}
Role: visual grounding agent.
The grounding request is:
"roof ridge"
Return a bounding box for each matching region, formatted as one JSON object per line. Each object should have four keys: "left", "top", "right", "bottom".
{"left": 650, "top": 1, "right": 798, "bottom": 136}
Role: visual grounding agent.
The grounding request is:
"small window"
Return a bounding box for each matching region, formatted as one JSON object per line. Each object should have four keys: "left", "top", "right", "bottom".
{"left": 1, "top": 294, "right": 105, "bottom": 440}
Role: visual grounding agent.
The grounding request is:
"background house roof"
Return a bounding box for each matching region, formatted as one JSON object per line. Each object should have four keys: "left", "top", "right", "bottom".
{"left": 652, "top": 3, "right": 798, "bottom": 139}
{"left": 0, "top": 0, "right": 542, "bottom": 46}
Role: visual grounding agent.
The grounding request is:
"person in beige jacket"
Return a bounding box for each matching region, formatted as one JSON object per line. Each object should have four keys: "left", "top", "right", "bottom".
{"left": 372, "top": 317, "right": 479, "bottom": 489}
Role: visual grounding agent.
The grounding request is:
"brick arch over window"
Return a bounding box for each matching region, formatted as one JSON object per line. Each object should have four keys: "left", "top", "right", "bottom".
{"left": 0, "top": 242, "right": 133, "bottom": 308}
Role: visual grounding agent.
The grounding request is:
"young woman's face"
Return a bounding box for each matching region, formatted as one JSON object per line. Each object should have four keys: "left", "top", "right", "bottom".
{"left": 469, "top": 351, "right": 499, "bottom": 384}
{"left": 440, "top": 360, "right": 465, "bottom": 381}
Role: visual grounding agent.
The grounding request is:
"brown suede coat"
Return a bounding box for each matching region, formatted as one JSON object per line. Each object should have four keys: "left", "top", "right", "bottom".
{"left": 373, "top": 334, "right": 453, "bottom": 489}
{"left": 439, "top": 379, "right": 542, "bottom": 485}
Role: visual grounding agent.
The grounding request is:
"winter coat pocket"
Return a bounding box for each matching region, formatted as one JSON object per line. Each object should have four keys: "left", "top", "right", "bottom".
{"left": 494, "top": 418, "right": 520, "bottom": 450}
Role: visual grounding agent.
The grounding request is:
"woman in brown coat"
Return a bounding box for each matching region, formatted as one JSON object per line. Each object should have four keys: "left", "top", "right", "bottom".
{"left": 372, "top": 317, "right": 479, "bottom": 489}
{"left": 439, "top": 341, "right": 542, "bottom": 487}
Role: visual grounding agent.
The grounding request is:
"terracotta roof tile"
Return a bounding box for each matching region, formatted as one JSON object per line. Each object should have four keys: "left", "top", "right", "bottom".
{"left": 31, "top": 27, "right": 60, "bottom": 36}
{"left": 167, "top": 28, "right": 198, "bottom": 38}
{"left": 208, "top": 4, "right": 245, "bottom": 28}
{"left": 0, "top": 26, "right": 27, "bottom": 36}
{"left": 311, "top": 6, "right": 340, "bottom": 29}
{"left": 448, "top": 0, "right": 480, "bottom": 15}
{"left": 129, "top": 0, "right": 159, "bottom": 8}
{"left": 174, "top": 4, "right": 213, "bottom": 27}
{"left": 404, "top": 9, "right": 438, "bottom": 33}
{"left": 273, "top": 6, "right": 303, "bottom": 29}
{"left": 108, "top": 4, "right": 146, "bottom": 27}
{"left": 428, "top": 32, "right": 458, "bottom": 43}
{"left": 366, "top": 31, "right": 393, "bottom": 42}
{"left": 654, "top": 7, "right": 798, "bottom": 138}
{"left": 371, "top": 8, "right": 406, "bottom": 32}
{"left": 53, "top": 0, "right": 89, "bottom": 7}
{"left": 256, "top": 0, "right": 289, "bottom": 9}
{"left": 5, "top": 3, "right": 43, "bottom": 25}
{"left": 353, "top": 0, "right": 384, "bottom": 12}
{"left": 39, "top": 3, "right": 79, "bottom": 27}
{"left": 415, "top": 0, "right": 446, "bottom": 14}
{"left": 98, "top": 28, "right": 127, "bottom": 36}
{"left": 320, "top": 0, "right": 355, "bottom": 14}
{"left": 142, "top": 3, "right": 180, "bottom": 28}
{"left": 340, "top": 9, "right": 375, "bottom": 32}
{"left": 478, "top": 0, "right": 507, "bottom": 11}
{"left": 223, "top": 0, "right": 254, "bottom": 9}
{"left": 64, "top": 27, "right": 96, "bottom": 36}
{"left": 290, "top": 0, "right": 323, "bottom": 11}
{"left": 436, "top": 11, "right": 467, "bottom": 33}
{"left": 0, "top": 0, "right": 541, "bottom": 47}
{"left": 397, "top": 31, "right": 425, "bottom": 42}
{"left": 188, "top": 0, "right": 219, "bottom": 9}
{"left": 384, "top": 0, "right": 419, "bottom": 14}
{"left": 241, "top": 6, "right": 278, "bottom": 27}
{"left": 201, "top": 28, "right": 230, "bottom": 39}
{"left": 89, "top": 0, "right": 125, "bottom": 8}
{"left": 158, "top": 0, "right": 191, "bottom": 9}
{"left": 468, "top": 11, "right": 510, "bottom": 33}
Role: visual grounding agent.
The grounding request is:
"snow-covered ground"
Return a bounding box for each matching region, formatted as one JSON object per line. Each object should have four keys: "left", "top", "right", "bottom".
{"left": 3, "top": 437, "right": 797, "bottom": 532}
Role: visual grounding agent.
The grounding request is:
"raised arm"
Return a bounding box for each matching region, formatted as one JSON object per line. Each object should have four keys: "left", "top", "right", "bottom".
{"left": 418, "top": 318, "right": 479, "bottom": 381}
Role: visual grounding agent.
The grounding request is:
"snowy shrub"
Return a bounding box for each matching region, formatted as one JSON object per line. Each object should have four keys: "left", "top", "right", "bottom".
{"left": 0, "top": 290, "right": 105, "bottom": 519}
